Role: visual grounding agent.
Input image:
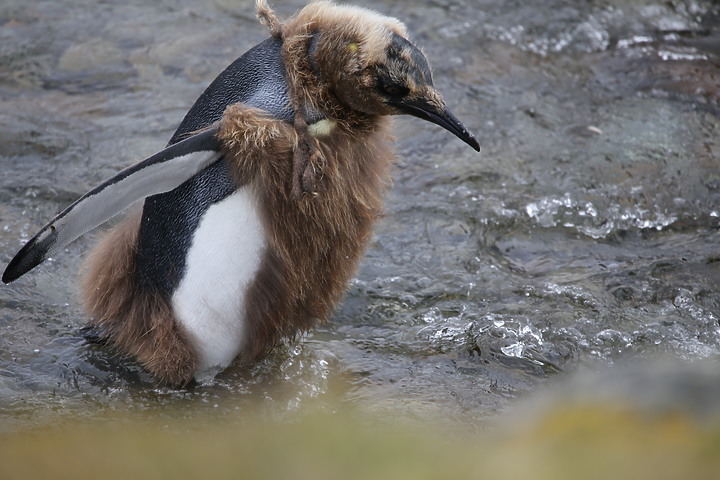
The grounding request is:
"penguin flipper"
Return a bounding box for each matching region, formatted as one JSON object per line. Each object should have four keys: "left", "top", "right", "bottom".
{"left": 2, "top": 127, "right": 223, "bottom": 284}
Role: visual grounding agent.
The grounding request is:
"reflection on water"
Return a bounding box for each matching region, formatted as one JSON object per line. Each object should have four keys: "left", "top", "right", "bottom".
{"left": 1, "top": 0, "right": 719, "bottom": 433}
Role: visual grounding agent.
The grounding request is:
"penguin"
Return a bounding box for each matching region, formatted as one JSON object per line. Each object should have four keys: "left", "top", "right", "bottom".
{"left": 2, "top": 0, "right": 480, "bottom": 386}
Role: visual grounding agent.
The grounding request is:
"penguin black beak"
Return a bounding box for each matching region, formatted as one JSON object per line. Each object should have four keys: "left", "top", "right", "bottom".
{"left": 392, "top": 98, "right": 480, "bottom": 152}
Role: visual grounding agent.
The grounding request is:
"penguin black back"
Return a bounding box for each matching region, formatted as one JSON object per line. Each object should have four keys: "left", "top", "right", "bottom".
{"left": 170, "top": 36, "right": 294, "bottom": 141}
{"left": 137, "top": 36, "right": 295, "bottom": 295}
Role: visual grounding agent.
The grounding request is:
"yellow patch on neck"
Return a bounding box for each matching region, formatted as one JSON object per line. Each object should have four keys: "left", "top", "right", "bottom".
{"left": 308, "top": 118, "right": 337, "bottom": 137}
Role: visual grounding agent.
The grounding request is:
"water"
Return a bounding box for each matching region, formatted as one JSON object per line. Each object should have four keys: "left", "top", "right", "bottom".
{"left": 1, "top": 0, "right": 719, "bottom": 432}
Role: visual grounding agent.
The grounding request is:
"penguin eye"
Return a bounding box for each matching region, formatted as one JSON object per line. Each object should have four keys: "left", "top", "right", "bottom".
{"left": 380, "top": 83, "right": 410, "bottom": 98}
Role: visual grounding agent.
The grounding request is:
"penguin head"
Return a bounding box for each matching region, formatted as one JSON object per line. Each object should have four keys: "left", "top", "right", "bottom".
{"left": 331, "top": 32, "right": 479, "bottom": 151}
{"left": 279, "top": 1, "right": 480, "bottom": 151}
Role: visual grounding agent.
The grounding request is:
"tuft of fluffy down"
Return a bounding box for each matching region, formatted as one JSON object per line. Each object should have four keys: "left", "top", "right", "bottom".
{"left": 80, "top": 213, "right": 198, "bottom": 386}
{"left": 219, "top": 102, "right": 396, "bottom": 360}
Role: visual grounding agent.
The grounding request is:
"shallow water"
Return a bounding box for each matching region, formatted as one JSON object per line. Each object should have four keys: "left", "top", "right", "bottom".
{"left": 1, "top": 0, "right": 719, "bottom": 432}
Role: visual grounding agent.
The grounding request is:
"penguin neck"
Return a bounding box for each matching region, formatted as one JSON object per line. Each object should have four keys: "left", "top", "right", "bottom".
{"left": 281, "top": 32, "right": 379, "bottom": 137}
{"left": 300, "top": 94, "right": 379, "bottom": 138}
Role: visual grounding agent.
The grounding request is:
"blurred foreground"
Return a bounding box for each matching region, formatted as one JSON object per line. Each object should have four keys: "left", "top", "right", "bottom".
{"left": 3, "top": 359, "right": 720, "bottom": 479}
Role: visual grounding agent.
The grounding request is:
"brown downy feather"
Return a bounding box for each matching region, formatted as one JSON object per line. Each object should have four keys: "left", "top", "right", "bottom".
{"left": 256, "top": 0, "right": 283, "bottom": 39}
{"left": 257, "top": 0, "right": 326, "bottom": 200}
{"left": 219, "top": 100, "right": 396, "bottom": 361}
{"left": 80, "top": 213, "right": 197, "bottom": 386}
{"left": 279, "top": 1, "right": 407, "bottom": 123}
{"left": 241, "top": 5, "right": 397, "bottom": 359}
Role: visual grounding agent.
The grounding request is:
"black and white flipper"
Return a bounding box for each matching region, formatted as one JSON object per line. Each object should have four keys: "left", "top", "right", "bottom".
{"left": 2, "top": 127, "right": 223, "bottom": 284}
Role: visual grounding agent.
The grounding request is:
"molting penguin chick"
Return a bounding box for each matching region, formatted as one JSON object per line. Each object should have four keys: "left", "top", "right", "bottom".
{"left": 2, "top": 0, "right": 479, "bottom": 386}
{"left": 292, "top": 6, "right": 478, "bottom": 151}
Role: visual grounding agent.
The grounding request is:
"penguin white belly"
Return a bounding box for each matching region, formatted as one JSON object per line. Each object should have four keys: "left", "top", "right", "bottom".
{"left": 171, "top": 187, "right": 265, "bottom": 382}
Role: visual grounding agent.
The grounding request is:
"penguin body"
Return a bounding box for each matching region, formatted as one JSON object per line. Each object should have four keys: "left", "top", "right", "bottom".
{"left": 3, "top": 1, "right": 480, "bottom": 386}
{"left": 136, "top": 36, "right": 292, "bottom": 296}
{"left": 171, "top": 186, "right": 265, "bottom": 380}
{"left": 88, "top": 28, "right": 299, "bottom": 383}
